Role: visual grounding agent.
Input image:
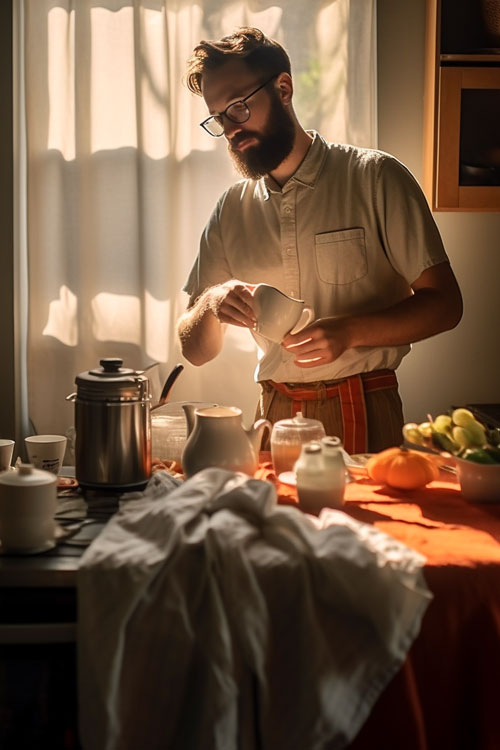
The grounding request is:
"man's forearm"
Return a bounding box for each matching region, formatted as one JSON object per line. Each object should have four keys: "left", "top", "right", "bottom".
{"left": 177, "top": 281, "right": 257, "bottom": 366}
{"left": 346, "top": 286, "right": 463, "bottom": 349}
{"left": 177, "top": 292, "right": 224, "bottom": 366}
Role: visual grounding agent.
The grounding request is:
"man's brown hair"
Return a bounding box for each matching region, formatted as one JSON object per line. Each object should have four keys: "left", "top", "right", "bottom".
{"left": 185, "top": 27, "right": 291, "bottom": 96}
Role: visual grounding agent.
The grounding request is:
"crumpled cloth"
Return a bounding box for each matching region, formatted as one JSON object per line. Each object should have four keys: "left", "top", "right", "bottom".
{"left": 77, "top": 468, "right": 432, "bottom": 750}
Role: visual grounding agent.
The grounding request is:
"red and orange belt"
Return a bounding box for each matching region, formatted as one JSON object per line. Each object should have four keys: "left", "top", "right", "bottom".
{"left": 265, "top": 369, "right": 398, "bottom": 455}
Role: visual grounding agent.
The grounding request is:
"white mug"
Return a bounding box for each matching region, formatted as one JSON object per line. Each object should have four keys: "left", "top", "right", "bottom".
{"left": 251, "top": 283, "right": 314, "bottom": 343}
{"left": 0, "top": 464, "right": 57, "bottom": 552}
{"left": 25, "top": 434, "right": 67, "bottom": 475}
{"left": 0, "top": 439, "right": 15, "bottom": 472}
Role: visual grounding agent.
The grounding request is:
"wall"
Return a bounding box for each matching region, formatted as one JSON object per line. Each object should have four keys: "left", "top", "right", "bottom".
{"left": 377, "top": 0, "right": 500, "bottom": 424}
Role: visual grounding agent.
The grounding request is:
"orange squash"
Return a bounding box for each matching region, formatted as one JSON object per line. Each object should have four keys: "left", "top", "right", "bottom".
{"left": 366, "top": 447, "right": 439, "bottom": 490}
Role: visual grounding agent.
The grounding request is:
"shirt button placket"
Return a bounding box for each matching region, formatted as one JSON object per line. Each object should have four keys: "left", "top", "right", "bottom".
{"left": 281, "top": 187, "right": 299, "bottom": 298}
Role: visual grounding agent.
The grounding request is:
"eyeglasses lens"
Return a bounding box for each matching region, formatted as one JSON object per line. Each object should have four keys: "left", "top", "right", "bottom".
{"left": 226, "top": 102, "right": 250, "bottom": 123}
{"left": 205, "top": 117, "right": 224, "bottom": 136}
{"left": 203, "top": 101, "right": 251, "bottom": 137}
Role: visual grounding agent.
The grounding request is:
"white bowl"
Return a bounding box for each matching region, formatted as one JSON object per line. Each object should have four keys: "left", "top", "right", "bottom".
{"left": 454, "top": 456, "right": 500, "bottom": 503}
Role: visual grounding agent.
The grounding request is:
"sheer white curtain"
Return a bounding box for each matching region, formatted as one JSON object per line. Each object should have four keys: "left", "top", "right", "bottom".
{"left": 14, "top": 0, "right": 377, "bottom": 445}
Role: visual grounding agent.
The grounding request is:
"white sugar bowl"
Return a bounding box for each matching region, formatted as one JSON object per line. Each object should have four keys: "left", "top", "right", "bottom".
{"left": 0, "top": 463, "right": 57, "bottom": 552}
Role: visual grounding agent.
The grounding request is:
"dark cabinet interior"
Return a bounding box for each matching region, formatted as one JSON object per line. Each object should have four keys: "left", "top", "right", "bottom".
{"left": 440, "top": 0, "right": 500, "bottom": 53}
{"left": 423, "top": 0, "right": 500, "bottom": 211}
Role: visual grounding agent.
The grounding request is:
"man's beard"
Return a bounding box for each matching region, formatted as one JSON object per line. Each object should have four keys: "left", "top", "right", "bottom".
{"left": 227, "top": 91, "right": 296, "bottom": 180}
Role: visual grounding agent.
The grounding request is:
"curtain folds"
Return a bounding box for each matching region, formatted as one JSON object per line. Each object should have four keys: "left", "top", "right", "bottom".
{"left": 14, "top": 0, "right": 377, "bottom": 446}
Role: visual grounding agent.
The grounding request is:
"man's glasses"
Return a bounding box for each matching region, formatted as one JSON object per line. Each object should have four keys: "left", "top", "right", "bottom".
{"left": 200, "top": 75, "right": 277, "bottom": 137}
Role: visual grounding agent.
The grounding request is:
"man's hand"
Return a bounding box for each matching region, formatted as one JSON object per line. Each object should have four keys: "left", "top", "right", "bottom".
{"left": 282, "top": 318, "right": 351, "bottom": 368}
{"left": 208, "top": 280, "right": 256, "bottom": 329}
{"left": 178, "top": 279, "right": 257, "bottom": 366}
{"left": 281, "top": 261, "right": 463, "bottom": 369}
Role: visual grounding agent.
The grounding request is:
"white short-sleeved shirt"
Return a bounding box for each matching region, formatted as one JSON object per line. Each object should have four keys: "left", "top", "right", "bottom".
{"left": 183, "top": 131, "right": 449, "bottom": 383}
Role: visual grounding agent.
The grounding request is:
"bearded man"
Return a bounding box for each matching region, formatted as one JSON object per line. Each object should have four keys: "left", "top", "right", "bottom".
{"left": 177, "top": 27, "right": 462, "bottom": 453}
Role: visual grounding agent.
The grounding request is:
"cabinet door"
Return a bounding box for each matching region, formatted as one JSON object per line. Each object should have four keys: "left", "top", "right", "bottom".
{"left": 437, "top": 67, "right": 500, "bottom": 210}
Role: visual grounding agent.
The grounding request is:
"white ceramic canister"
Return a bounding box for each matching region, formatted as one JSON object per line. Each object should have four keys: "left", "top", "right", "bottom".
{"left": 320, "top": 436, "right": 346, "bottom": 508}
{"left": 271, "top": 411, "right": 326, "bottom": 476}
{"left": 295, "top": 437, "right": 346, "bottom": 515}
{"left": 0, "top": 463, "right": 57, "bottom": 552}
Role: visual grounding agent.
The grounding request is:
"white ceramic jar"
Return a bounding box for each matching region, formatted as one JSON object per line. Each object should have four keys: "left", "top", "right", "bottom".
{"left": 295, "top": 437, "right": 346, "bottom": 515}
{"left": 320, "top": 436, "right": 346, "bottom": 508}
{"left": 0, "top": 463, "right": 57, "bottom": 552}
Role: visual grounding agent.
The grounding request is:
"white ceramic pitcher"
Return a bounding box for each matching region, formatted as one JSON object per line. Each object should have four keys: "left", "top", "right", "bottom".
{"left": 181, "top": 405, "right": 271, "bottom": 478}
{"left": 251, "top": 283, "right": 314, "bottom": 343}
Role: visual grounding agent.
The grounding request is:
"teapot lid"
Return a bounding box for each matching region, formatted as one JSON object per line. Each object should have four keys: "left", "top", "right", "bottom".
{"left": 273, "top": 411, "right": 325, "bottom": 433}
{"left": 0, "top": 463, "right": 57, "bottom": 487}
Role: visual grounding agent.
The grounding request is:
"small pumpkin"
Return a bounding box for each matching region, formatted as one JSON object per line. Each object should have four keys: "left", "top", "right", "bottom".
{"left": 366, "top": 447, "right": 439, "bottom": 490}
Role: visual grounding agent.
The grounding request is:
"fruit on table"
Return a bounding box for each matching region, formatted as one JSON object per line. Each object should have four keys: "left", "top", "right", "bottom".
{"left": 417, "top": 421, "right": 433, "bottom": 439}
{"left": 366, "top": 447, "right": 439, "bottom": 490}
{"left": 403, "top": 407, "right": 498, "bottom": 461}
{"left": 431, "top": 430, "right": 460, "bottom": 454}
{"left": 452, "top": 424, "right": 485, "bottom": 449}
{"left": 432, "top": 414, "right": 453, "bottom": 433}
{"left": 402, "top": 423, "right": 426, "bottom": 446}
{"left": 463, "top": 447, "right": 500, "bottom": 464}
{"left": 452, "top": 408, "right": 479, "bottom": 428}
{"left": 450, "top": 408, "right": 486, "bottom": 446}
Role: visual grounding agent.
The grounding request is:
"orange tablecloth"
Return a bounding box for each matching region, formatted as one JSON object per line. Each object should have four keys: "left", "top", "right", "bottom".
{"left": 256, "top": 454, "right": 500, "bottom": 749}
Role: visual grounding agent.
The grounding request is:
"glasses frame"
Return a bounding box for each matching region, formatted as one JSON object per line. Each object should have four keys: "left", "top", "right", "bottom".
{"left": 200, "top": 75, "right": 278, "bottom": 137}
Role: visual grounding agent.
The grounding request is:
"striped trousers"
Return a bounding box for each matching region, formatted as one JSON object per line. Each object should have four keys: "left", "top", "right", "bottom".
{"left": 256, "top": 369, "right": 404, "bottom": 454}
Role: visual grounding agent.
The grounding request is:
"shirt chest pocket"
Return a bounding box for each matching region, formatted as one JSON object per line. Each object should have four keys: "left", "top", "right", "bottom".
{"left": 314, "top": 228, "right": 367, "bottom": 285}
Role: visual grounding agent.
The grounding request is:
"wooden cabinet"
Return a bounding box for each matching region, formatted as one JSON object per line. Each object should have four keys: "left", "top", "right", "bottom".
{"left": 424, "top": 0, "right": 500, "bottom": 211}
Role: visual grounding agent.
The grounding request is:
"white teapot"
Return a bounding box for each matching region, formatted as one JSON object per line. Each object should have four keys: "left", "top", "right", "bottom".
{"left": 181, "top": 405, "right": 271, "bottom": 478}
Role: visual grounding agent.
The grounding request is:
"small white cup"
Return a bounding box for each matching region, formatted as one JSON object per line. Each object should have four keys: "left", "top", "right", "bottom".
{"left": 252, "top": 283, "right": 314, "bottom": 343}
{"left": 25, "top": 434, "right": 67, "bottom": 475}
{"left": 0, "top": 439, "right": 15, "bottom": 472}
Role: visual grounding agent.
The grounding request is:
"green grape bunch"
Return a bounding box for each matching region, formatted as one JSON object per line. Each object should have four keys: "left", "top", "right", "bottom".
{"left": 402, "top": 408, "right": 500, "bottom": 465}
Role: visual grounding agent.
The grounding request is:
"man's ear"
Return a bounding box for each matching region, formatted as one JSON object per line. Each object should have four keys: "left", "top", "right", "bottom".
{"left": 275, "top": 72, "right": 293, "bottom": 105}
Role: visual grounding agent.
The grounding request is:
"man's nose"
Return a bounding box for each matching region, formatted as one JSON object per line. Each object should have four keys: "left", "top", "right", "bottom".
{"left": 222, "top": 116, "right": 243, "bottom": 139}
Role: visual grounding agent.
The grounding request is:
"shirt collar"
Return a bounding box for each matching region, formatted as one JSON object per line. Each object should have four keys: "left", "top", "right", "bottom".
{"left": 260, "top": 130, "right": 328, "bottom": 198}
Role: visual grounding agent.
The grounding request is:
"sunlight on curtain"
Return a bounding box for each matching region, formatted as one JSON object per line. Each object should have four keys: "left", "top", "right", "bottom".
{"left": 18, "top": 0, "right": 376, "bottom": 438}
{"left": 47, "top": 8, "right": 75, "bottom": 160}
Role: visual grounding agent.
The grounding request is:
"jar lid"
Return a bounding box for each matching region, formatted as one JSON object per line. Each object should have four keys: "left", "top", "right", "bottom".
{"left": 75, "top": 358, "right": 150, "bottom": 402}
{"left": 321, "top": 436, "right": 343, "bottom": 452}
{"left": 272, "top": 411, "right": 325, "bottom": 434}
{"left": 0, "top": 463, "right": 57, "bottom": 487}
{"left": 88, "top": 358, "right": 136, "bottom": 378}
{"left": 77, "top": 358, "right": 137, "bottom": 382}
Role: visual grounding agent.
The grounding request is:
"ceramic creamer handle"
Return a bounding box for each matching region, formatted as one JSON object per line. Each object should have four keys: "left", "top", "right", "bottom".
{"left": 289, "top": 305, "right": 314, "bottom": 335}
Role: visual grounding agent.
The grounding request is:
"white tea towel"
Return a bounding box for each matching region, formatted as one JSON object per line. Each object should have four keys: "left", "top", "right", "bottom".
{"left": 78, "top": 469, "right": 432, "bottom": 750}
